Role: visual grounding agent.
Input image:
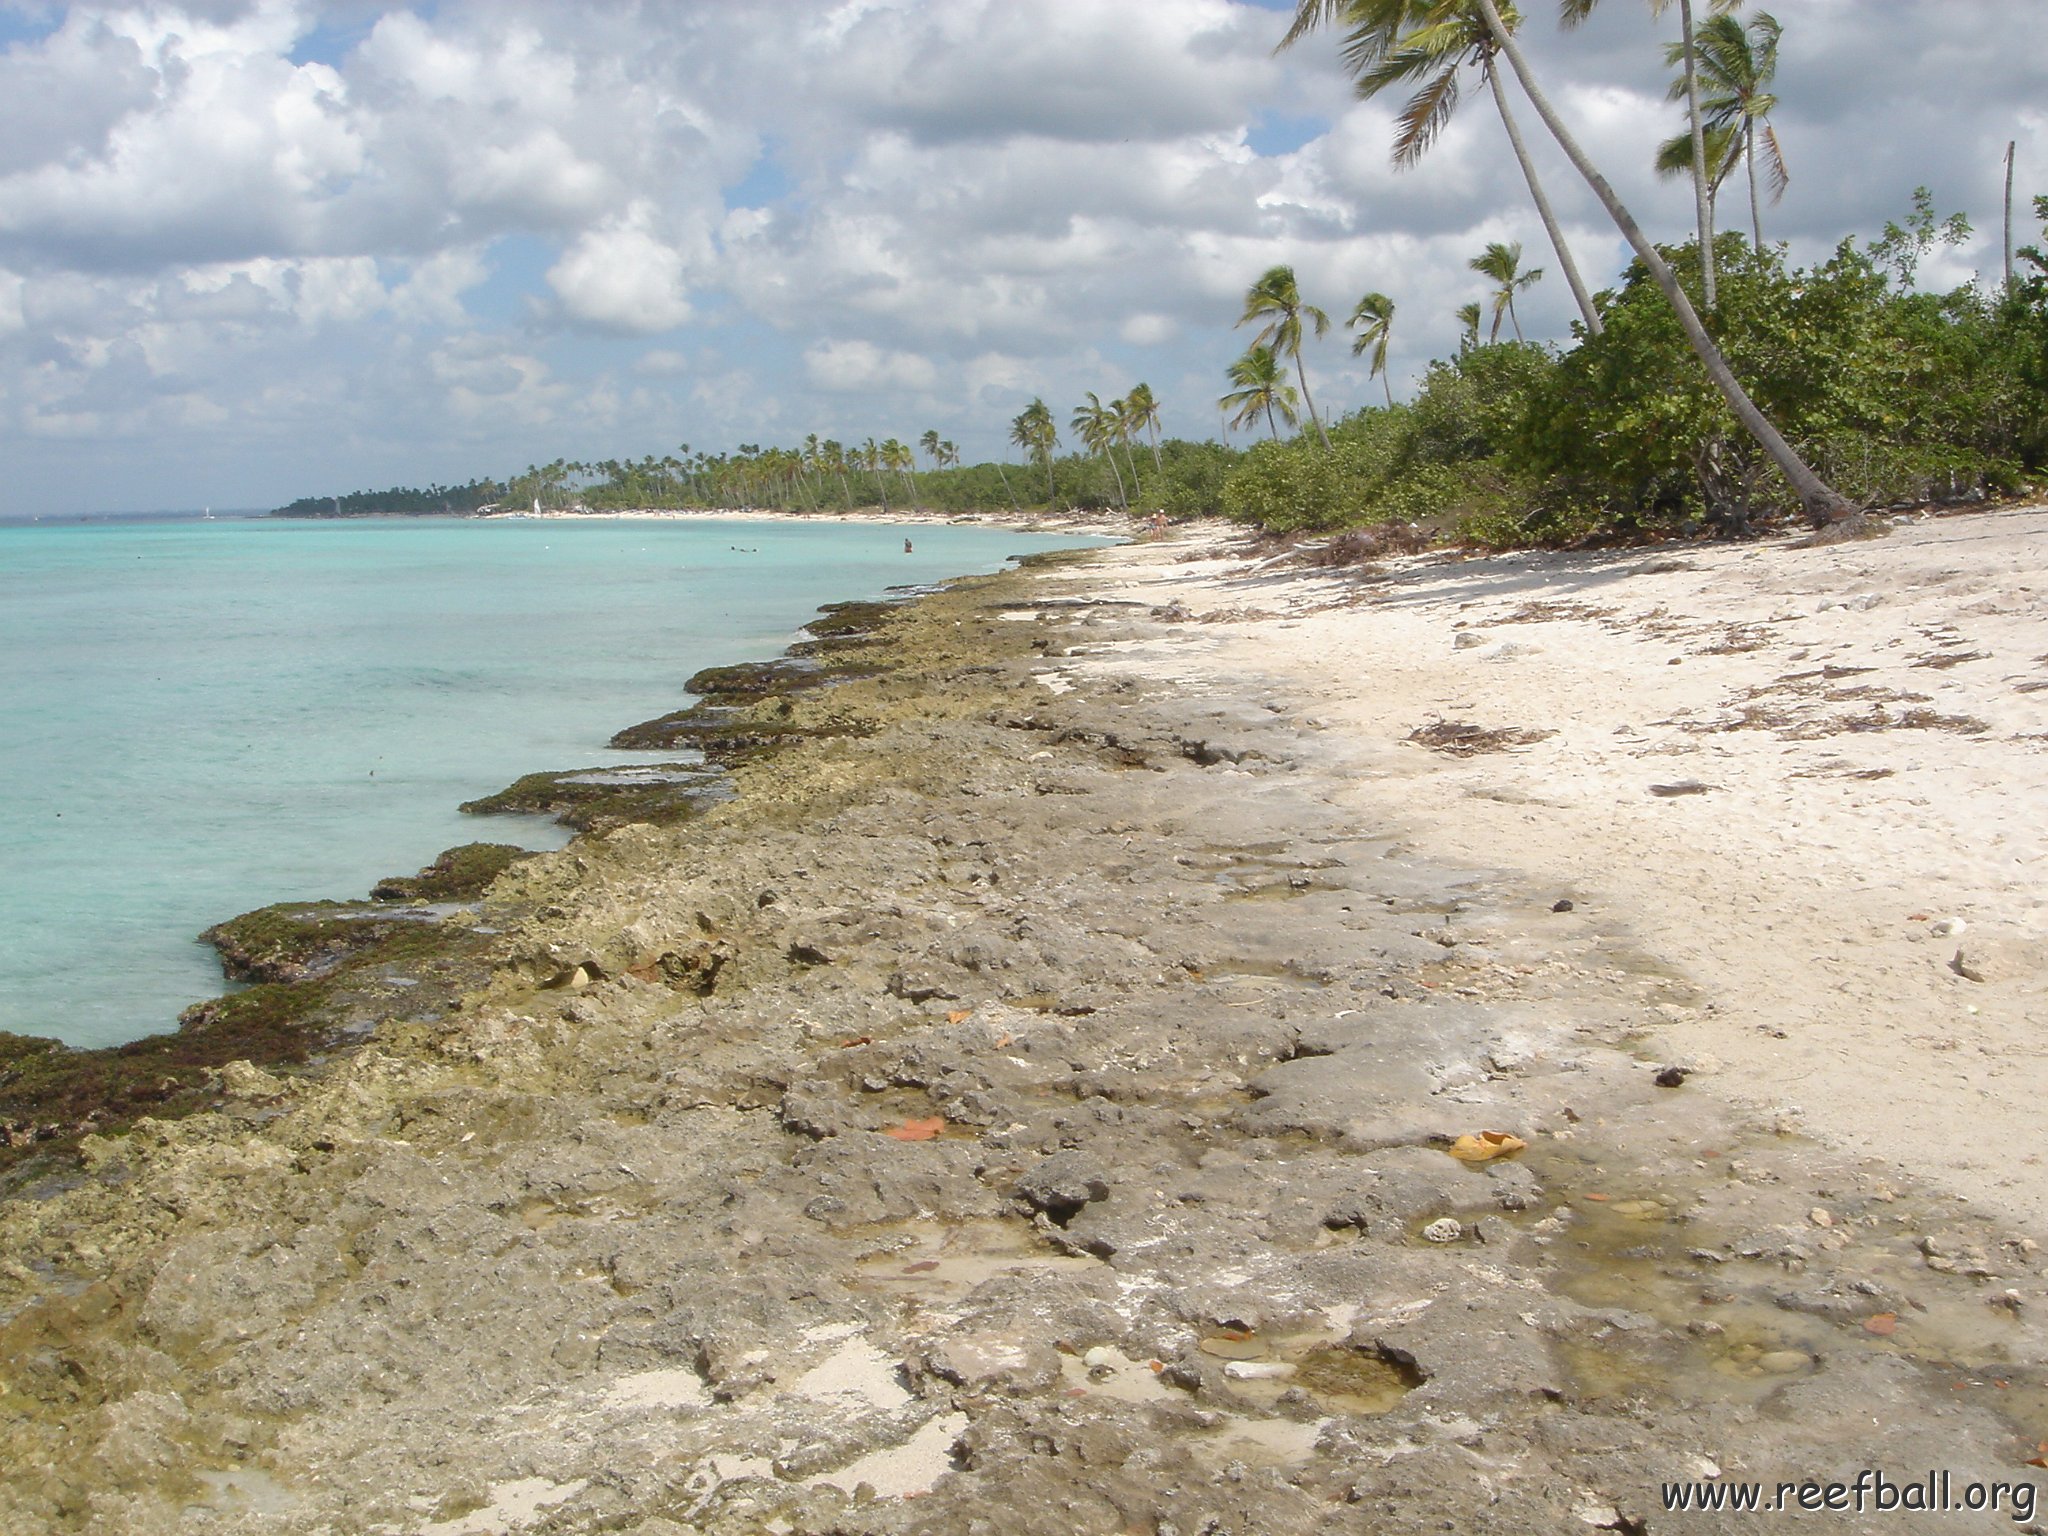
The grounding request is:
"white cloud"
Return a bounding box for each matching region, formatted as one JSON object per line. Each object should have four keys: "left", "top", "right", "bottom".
{"left": 803, "top": 338, "right": 937, "bottom": 393}
{"left": 1119, "top": 313, "right": 1179, "bottom": 346}
{"left": 546, "top": 204, "right": 694, "bottom": 333}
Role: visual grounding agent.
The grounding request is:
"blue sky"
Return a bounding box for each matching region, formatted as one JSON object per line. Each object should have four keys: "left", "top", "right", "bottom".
{"left": 0, "top": 0, "right": 2039, "bottom": 514}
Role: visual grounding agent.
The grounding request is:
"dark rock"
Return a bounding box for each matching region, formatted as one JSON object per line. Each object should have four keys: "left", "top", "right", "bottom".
{"left": 1014, "top": 1151, "right": 1112, "bottom": 1224}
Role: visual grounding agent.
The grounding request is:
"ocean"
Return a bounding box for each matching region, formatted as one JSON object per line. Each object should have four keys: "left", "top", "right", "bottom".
{"left": 0, "top": 513, "right": 1101, "bottom": 1049}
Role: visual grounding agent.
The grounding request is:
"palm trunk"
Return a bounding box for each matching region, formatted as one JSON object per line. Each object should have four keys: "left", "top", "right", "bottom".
{"left": 1104, "top": 451, "right": 1128, "bottom": 513}
{"left": 1265, "top": 403, "right": 1280, "bottom": 441}
{"left": 1293, "top": 353, "right": 1332, "bottom": 450}
{"left": 1746, "top": 124, "right": 1764, "bottom": 252}
{"left": 2005, "top": 139, "right": 2018, "bottom": 292}
{"left": 1043, "top": 453, "right": 1055, "bottom": 505}
{"left": 1476, "top": 0, "right": 1854, "bottom": 526}
{"left": 1681, "top": 0, "right": 1717, "bottom": 309}
{"left": 1508, "top": 296, "right": 1523, "bottom": 343}
{"left": 1149, "top": 424, "right": 1163, "bottom": 472}
{"left": 1485, "top": 59, "right": 1603, "bottom": 338}
{"left": 1382, "top": 370, "right": 1393, "bottom": 408}
{"left": 995, "top": 459, "right": 1022, "bottom": 513}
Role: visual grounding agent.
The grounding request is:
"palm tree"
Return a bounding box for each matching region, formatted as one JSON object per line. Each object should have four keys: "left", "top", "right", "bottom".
{"left": 1655, "top": 10, "right": 1788, "bottom": 252}
{"left": 1238, "top": 265, "right": 1333, "bottom": 450}
{"left": 1072, "top": 393, "right": 1130, "bottom": 512}
{"left": 1469, "top": 241, "right": 1542, "bottom": 341}
{"left": 1654, "top": 119, "right": 1741, "bottom": 239}
{"left": 1282, "top": 0, "right": 1604, "bottom": 338}
{"left": 1348, "top": 291, "right": 1398, "bottom": 405}
{"left": 1124, "top": 382, "right": 1164, "bottom": 471}
{"left": 1454, "top": 302, "right": 1483, "bottom": 352}
{"left": 1470, "top": 0, "right": 1854, "bottom": 524}
{"left": 1565, "top": 0, "right": 1740, "bottom": 308}
{"left": 1220, "top": 346, "right": 1302, "bottom": 441}
{"left": 883, "top": 438, "right": 919, "bottom": 510}
{"left": 858, "top": 437, "right": 887, "bottom": 512}
{"left": 919, "top": 429, "right": 942, "bottom": 469}
{"left": 1010, "top": 399, "right": 1059, "bottom": 504}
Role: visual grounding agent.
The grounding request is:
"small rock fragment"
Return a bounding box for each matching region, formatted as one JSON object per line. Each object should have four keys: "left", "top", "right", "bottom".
{"left": 1653, "top": 1066, "right": 1690, "bottom": 1089}
{"left": 1421, "top": 1217, "right": 1464, "bottom": 1245}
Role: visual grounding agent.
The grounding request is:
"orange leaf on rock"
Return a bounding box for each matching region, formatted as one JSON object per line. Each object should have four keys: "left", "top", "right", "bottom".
{"left": 946, "top": 1009, "right": 973, "bottom": 1025}
{"left": 1584, "top": 1193, "right": 1611, "bottom": 1203}
{"left": 1447, "top": 1131, "right": 1528, "bottom": 1163}
{"left": 884, "top": 1116, "right": 945, "bottom": 1142}
{"left": 838, "top": 1035, "right": 873, "bottom": 1048}
{"left": 1864, "top": 1313, "right": 1899, "bottom": 1337}
{"left": 2024, "top": 1442, "right": 2048, "bottom": 1469}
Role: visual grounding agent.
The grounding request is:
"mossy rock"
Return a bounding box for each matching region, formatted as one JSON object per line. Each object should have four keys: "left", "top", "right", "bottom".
{"left": 802, "top": 600, "right": 905, "bottom": 639}
{"left": 372, "top": 842, "right": 532, "bottom": 902}
{"left": 460, "top": 764, "right": 725, "bottom": 833}
{"left": 608, "top": 706, "right": 868, "bottom": 762}
{"left": 0, "top": 989, "right": 326, "bottom": 1187}
{"left": 201, "top": 901, "right": 446, "bottom": 985}
{"left": 682, "top": 657, "right": 837, "bottom": 704}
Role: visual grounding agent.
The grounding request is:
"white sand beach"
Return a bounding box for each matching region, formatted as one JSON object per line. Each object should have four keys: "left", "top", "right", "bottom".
{"left": 1081, "top": 503, "right": 2048, "bottom": 1227}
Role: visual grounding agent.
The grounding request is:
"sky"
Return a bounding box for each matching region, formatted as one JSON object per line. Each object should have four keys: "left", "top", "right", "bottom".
{"left": 0, "top": 0, "right": 2041, "bottom": 515}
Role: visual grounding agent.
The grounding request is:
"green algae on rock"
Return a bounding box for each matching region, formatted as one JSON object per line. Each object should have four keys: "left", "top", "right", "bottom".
{"left": 370, "top": 842, "right": 532, "bottom": 902}
{"left": 459, "top": 764, "right": 726, "bottom": 833}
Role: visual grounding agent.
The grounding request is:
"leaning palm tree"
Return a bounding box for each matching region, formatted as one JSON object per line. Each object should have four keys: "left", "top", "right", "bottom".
{"left": 1220, "top": 346, "right": 1302, "bottom": 441}
{"left": 883, "top": 438, "right": 919, "bottom": 511}
{"left": 1238, "top": 265, "right": 1333, "bottom": 450}
{"left": 1072, "top": 393, "right": 1130, "bottom": 512}
{"left": 1471, "top": 0, "right": 1853, "bottom": 523}
{"left": 1282, "top": 0, "right": 1604, "bottom": 338}
{"left": 919, "top": 429, "right": 942, "bottom": 470}
{"left": 1348, "top": 291, "right": 1397, "bottom": 405}
{"left": 1656, "top": 9, "right": 1788, "bottom": 251}
{"left": 1124, "top": 382, "right": 1164, "bottom": 471}
{"left": 1469, "top": 241, "right": 1542, "bottom": 341}
{"left": 1564, "top": 0, "right": 1741, "bottom": 308}
{"left": 1010, "top": 399, "right": 1059, "bottom": 504}
{"left": 1454, "top": 301, "right": 1483, "bottom": 353}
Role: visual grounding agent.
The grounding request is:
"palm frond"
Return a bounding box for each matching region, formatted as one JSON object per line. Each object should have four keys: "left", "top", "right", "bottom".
{"left": 1277, "top": 0, "right": 1353, "bottom": 52}
{"left": 1760, "top": 122, "right": 1790, "bottom": 201}
{"left": 1390, "top": 60, "right": 1462, "bottom": 166}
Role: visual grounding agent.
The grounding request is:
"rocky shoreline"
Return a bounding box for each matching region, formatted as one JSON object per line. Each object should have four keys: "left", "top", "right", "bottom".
{"left": 1, "top": 534, "right": 2043, "bottom": 1534}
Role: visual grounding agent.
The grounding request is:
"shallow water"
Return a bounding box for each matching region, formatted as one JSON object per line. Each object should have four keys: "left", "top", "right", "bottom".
{"left": 0, "top": 514, "right": 1099, "bottom": 1048}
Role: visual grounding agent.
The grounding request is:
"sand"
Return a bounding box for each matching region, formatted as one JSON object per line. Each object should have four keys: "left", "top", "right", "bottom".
{"left": 1080, "top": 502, "right": 2048, "bottom": 1228}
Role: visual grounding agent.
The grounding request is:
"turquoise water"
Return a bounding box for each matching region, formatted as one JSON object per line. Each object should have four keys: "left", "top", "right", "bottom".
{"left": 0, "top": 515, "right": 1096, "bottom": 1048}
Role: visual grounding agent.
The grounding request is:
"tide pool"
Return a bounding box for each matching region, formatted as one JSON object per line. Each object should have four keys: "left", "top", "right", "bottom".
{"left": 0, "top": 514, "right": 1098, "bottom": 1048}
